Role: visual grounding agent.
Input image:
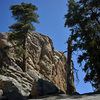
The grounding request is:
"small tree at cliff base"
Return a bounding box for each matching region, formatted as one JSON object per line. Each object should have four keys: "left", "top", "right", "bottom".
{"left": 65, "top": 0, "right": 100, "bottom": 91}
{"left": 8, "top": 2, "right": 39, "bottom": 72}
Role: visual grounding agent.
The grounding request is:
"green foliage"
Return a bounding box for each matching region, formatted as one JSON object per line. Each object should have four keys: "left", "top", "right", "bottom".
{"left": 65, "top": 0, "right": 100, "bottom": 90}
{"left": 8, "top": 2, "right": 39, "bottom": 71}
{"left": 3, "top": 72, "right": 10, "bottom": 76}
{"left": 15, "top": 48, "right": 26, "bottom": 57}
{"left": 8, "top": 2, "right": 39, "bottom": 42}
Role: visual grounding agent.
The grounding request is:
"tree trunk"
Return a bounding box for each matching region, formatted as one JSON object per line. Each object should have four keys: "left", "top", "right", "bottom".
{"left": 67, "top": 37, "right": 74, "bottom": 94}
{"left": 22, "top": 37, "right": 27, "bottom": 72}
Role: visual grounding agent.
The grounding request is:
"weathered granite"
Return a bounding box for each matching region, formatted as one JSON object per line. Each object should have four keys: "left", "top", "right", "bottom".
{"left": 0, "top": 32, "right": 76, "bottom": 97}
{"left": 30, "top": 78, "right": 64, "bottom": 97}
{"left": 0, "top": 89, "right": 3, "bottom": 96}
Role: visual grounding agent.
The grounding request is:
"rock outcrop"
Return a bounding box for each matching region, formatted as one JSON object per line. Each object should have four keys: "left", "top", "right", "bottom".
{"left": 0, "top": 32, "right": 76, "bottom": 97}
{"left": 30, "top": 79, "right": 64, "bottom": 97}
{"left": 29, "top": 92, "right": 100, "bottom": 100}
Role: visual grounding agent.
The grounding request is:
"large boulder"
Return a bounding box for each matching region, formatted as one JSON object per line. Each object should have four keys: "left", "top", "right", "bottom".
{"left": 30, "top": 79, "right": 64, "bottom": 97}
{"left": 0, "top": 75, "right": 26, "bottom": 100}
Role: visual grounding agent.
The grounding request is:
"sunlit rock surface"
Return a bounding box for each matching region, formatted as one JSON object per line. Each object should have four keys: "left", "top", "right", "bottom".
{"left": 28, "top": 93, "right": 100, "bottom": 100}
{"left": 0, "top": 32, "right": 75, "bottom": 97}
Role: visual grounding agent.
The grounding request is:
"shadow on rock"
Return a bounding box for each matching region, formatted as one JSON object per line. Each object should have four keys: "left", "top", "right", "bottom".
{"left": 29, "top": 79, "right": 64, "bottom": 99}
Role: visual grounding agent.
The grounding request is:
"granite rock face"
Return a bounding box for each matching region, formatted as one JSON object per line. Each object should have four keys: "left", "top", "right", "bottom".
{"left": 30, "top": 78, "right": 64, "bottom": 97}
{"left": 0, "top": 89, "right": 3, "bottom": 96}
{"left": 28, "top": 93, "right": 100, "bottom": 100}
{"left": 0, "top": 32, "right": 75, "bottom": 97}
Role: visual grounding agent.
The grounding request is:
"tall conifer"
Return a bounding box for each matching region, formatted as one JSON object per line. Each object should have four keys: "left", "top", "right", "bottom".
{"left": 65, "top": 0, "right": 100, "bottom": 90}
{"left": 8, "top": 2, "right": 39, "bottom": 72}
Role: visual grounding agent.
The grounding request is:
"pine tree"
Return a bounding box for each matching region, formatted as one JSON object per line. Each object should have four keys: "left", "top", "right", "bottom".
{"left": 65, "top": 0, "right": 100, "bottom": 91}
{"left": 8, "top": 2, "right": 39, "bottom": 72}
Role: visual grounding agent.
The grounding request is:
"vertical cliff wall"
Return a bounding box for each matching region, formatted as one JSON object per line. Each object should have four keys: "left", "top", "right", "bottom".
{"left": 0, "top": 32, "right": 76, "bottom": 96}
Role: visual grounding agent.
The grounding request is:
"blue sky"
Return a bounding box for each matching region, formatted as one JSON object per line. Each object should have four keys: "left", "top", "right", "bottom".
{"left": 0, "top": 0, "right": 94, "bottom": 94}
